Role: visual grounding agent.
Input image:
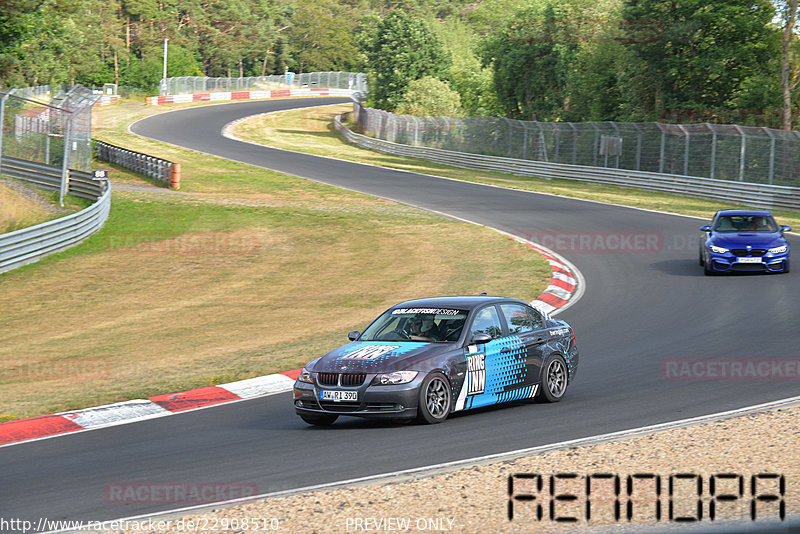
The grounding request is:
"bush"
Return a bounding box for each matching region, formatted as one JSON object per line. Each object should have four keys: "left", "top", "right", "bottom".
{"left": 395, "top": 77, "right": 463, "bottom": 117}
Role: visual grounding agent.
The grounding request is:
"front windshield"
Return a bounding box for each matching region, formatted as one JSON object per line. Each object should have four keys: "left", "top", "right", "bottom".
{"left": 714, "top": 214, "right": 778, "bottom": 232}
{"left": 360, "top": 307, "right": 468, "bottom": 343}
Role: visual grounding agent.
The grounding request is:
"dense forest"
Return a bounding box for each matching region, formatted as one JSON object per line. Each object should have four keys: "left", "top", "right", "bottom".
{"left": 0, "top": 0, "right": 798, "bottom": 128}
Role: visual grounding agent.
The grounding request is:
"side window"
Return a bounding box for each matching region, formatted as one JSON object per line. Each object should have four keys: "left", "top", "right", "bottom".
{"left": 500, "top": 304, "right": 533, "bottom": 334}
{"left": 469, "top": 306, "right": 504, "bottom": 340}
{"left": 500, "top": 304, "right": 543, "bottom": 334}
{"left": 529, "top": 308, "right": 544, "bottom": 330}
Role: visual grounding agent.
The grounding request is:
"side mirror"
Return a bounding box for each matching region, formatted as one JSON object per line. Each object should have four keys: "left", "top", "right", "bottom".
{"left": 699, "top": 225, "right": 711, "bottom": 232}
{"left": 470, "top": 333, "right": 493, "bottom": 345}
{"left": 348, "top": 330, "right": 360, "bottom": 341}
{"left": 782, "top": 225, "right": 792, "bottom": 233}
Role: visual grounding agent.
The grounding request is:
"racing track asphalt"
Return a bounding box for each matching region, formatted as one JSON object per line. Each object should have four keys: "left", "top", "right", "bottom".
{"left": 3, "top": 98, "right": 799, "bottom": 528}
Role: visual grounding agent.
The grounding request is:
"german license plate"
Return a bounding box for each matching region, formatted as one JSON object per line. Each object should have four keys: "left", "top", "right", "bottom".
{"left": 320, "top": 390, "right": 358, "bottom": 402}
{"left": 738, "top": 257, "right": 762, "bottom": 264}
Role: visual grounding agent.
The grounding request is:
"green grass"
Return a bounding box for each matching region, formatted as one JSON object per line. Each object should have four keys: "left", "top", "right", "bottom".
{"left": 0, "top": 180, "right": 87, "bottom": 233}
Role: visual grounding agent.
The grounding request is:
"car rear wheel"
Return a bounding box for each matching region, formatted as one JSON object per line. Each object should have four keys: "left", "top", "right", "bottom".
{"left": 416, "top": 372, "right": 451, "bottom": 424}
{"left": 300, "top": 413, "right": 339, "bottom": 426}
{"left": 540, "top": 355, "right": 568, "bottom": 403}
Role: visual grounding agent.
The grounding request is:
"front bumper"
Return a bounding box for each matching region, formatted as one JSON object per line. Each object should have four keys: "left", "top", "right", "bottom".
{"left": 706, "top": 251, "right": 789, "bottom": 273}
{"left": 293, "top": 373, "right": 423, "bottom": 420}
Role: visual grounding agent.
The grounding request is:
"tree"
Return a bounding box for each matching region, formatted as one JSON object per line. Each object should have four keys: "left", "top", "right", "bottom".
{"left": 562, "top": 39, "right": 627, "bottom": 122}
{"left": 358, "top": 10, "right": 451, "bottom": 110}
{"left": 286, "top": 0, "right": 361, "bottom": 72}
{"left": 480, "top": 1, "right": 578, "bottom": 121}
{"left": 121, "top": 44, "right": 202, "bottom": 91}
{"left": 621, "top": 0, "right": 778, "bottom": 119}
{"left": 428, "top": 15, "right": 502, "bottom": 116}
{"left": 395, "top": 76, "right": 462, "bottom": 116}
{"left": 777, "top": 0, "right": 799, "bottom": 130}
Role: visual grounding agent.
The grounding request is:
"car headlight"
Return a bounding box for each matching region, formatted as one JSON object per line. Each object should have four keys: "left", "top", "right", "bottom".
{"left": 709, "top": 245, "right": 729, "bottom": 254}
{"left": 372, "top": 371, "right": 418, "bottom": 385}
{"left": 297, "top": 368, "right": 314, "bottom": 384}
{"left": 768, "top": 245, "right": 787, "bottom": 254}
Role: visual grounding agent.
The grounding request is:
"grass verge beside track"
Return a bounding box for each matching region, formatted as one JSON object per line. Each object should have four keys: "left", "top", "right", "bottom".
{"left": 0, "top": 100, "right": 551, "bottom": 421}
{"left": 230, "top": 103, "right": 800, "bottom": 230}
{"left": 0, "top": 179, "right": 87, "bottom": 232}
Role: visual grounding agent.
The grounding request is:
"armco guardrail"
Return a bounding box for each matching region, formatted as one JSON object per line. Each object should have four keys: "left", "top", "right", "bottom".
{"left": 334, "top": 113, "right": 800, "bottom": 212}
{"left": 94, "top": 140, "right": 180, "bottom": 189}
{"left": 0, "top": 157, "right": 110, "bottom": 274}
{"left": 1, "top": 156, "right": 105, "bottom": 199}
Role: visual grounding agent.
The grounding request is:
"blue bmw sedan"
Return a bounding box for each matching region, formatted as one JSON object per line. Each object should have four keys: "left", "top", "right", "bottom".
{"left": 699, "top": 209, "right": 791, "bottom": 275}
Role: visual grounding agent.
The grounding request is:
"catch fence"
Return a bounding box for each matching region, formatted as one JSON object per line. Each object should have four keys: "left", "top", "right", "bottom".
{"left": 161, "top": 72, "right": 368, "bottom": 97}
{"left": 357, "top": 108, "right": 800, "bottom": 187}
{"left": 1, "top": 85, "right": 100, "bottom": 204}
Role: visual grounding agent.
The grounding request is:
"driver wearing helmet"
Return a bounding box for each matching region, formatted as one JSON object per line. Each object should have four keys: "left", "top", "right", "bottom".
{"left": 409, "top": 316, "right": 437, "bottom": 341}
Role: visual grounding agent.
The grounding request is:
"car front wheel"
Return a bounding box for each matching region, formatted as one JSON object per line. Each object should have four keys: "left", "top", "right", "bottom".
{"left": 540, "top": 355, "right": 568, "bottom": 403}
{"left": 703, "top": 258, "right": 716, "bottom": 276}
{"left": 416, "top": 372, "right": 451, "bottom": 424}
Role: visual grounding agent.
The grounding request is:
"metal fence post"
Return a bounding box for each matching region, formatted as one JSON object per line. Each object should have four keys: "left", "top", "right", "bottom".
{"left": 735, "top": 125, "right": 746, "bottom": 182}
{"left": 59, "top": 113, "right": 72, "bottom": 207}
{"left": 554, "top": 124, "right": 560, "bottom": 161}
{"left": 764, "top": 127, "right": 775, "bottom": 185}
{"left": 659, "top": 130, "right": 666, "bottom": 174}
{"left": 539, "top": 122, "right": 548, "bottom": 162}
{"left": 570, "top": 123, "right": 578, "bottom": 164}
{"left": 709, "top": 124, "right": 717, "bottom": 180}
{"left": 522, "top": 123, "right": 528, "bottom": 160}
{"left": 591, "top": 123, "right": 599, "bottom": 167}
{"left": 632, "top": 123, "right": 642, "bottom": 170}
{"left": 678, "top": 124, "right": 689, "bottom": 176}
{"left": 0, "top": 90, "right": 12, "bottom": 172}
{"left": 508, "top": 118, "right": 514, "bottom": 157}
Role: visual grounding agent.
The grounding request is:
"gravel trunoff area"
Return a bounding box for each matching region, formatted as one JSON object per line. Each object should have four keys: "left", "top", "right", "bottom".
{"left": 110, "top": 401, "right": 799, "bottom": 534}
